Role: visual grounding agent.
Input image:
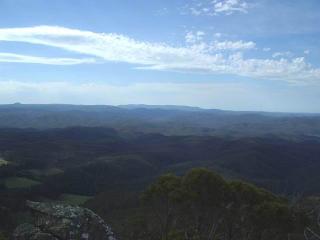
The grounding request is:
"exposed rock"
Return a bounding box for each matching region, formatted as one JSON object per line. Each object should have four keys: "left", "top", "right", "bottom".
{"left": 13, "top": 201, "right": 115, "bottom": 240}
{"left": 13, "top": 223, "right": 58, "bottom": 240}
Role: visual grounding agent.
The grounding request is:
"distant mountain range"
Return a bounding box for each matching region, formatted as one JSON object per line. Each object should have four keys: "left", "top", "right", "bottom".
{"left": 118, "top": 104, "right": 206, "bottom": 111}
{"left": 0, "top": 103, "right": 319, "bottom": 138}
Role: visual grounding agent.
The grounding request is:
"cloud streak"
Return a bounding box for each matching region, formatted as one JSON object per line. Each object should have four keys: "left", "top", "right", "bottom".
{"left": 0, "top": 52, "right": 96, "bottom": 65}
{"left": 0, "top": 26, "right": 319, "bottom": 84}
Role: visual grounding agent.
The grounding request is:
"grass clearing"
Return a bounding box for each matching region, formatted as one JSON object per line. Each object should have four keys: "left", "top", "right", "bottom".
{"left": 4, "top": 177, "right": 41, "bottom": 189}
{"left": 44, "top": 168, "right": 64, "bottom": 176}
{"left": 0, "top": 158, "right": 9, "bottom": 167}
{"left": 60, "top": 194, "right": 93, "bottom": 205}
{"left": 27, "top": 168, "right": 64, "bottom": 177}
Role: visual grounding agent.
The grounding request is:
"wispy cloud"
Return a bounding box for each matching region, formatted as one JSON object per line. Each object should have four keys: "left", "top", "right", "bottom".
{"left": 185, "top": 31, "right": 255, "bottom": 50}
{"left": 185, "top": 31, "right": 205, "bottom": 44}
{"left": 0, "top": 52, "right": 96, "bottom": 65}
{"left": 209, "top": 40, "right": 255, "bottom": 51}
{"left": 272, "top": 51, "right": 293, "bottom": 59}
{"left": 214, "top": 33, "right": 223, "bottom": 38}
{"left": 213, "top": 0, "right": 250, "bottom": 15}
{"left": 187, "top": 0, "right": 251, "bottom": 16}
{"left": 0, "top": 26, "right": 319, "bottom": 84}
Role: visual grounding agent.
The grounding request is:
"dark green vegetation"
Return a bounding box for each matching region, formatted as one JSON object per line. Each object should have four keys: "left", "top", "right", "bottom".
{"left": 0, "top": 127, "right": 320, "bottom": 196}
{"left": 0, "top": 104, "right": 320, "bottom": 239}
{"left": 123, "top": 169, "right": 306, "bottom": 240}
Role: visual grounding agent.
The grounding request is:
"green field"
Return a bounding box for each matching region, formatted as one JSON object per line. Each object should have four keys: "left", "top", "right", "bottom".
{"left": 0, "top": 158, "right": 9, "bottom": 167}
{"left": 60, "top": 194, "right": 93, "bottom": 205}
{"left": 27, "top": 168, "right": 64, "bottom": 177}
{"left": 4, "top": 177, "right": 41, "bottom": 189}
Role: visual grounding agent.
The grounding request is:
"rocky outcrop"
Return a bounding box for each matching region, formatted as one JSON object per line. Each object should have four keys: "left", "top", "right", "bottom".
{"left": 13, "top": 201, "right": 115, "bottom": 240}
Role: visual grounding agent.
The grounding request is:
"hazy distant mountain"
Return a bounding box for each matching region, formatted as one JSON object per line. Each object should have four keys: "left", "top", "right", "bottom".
{"left": 0, "top": 104, "right": 319, "bottom": 138}
{"left": 118, "top": 104, "right": 206, "bottom": 111}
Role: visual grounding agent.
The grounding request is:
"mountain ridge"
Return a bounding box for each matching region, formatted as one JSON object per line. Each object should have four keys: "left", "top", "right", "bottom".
{"left": 0, "top": 103, "right": 319, "bottom": 139}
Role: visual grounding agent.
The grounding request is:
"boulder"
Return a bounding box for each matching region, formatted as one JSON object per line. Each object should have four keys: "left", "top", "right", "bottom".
{"left": 13, "top": 201, "right": 115, "bottom": 240}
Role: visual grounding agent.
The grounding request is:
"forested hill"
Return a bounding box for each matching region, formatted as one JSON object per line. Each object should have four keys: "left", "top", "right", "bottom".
{"left": 1, "top": 127, "right": 320, "bottom": 195}
{"left": 0, "top": 104, "right": 319, "bottom": 138}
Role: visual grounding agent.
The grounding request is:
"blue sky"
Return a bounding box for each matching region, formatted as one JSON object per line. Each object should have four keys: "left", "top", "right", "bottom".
{"left": 0, "top": 0, "right": 319, "bottom": 112}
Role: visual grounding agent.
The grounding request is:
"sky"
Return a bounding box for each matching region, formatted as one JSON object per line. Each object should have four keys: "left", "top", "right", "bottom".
{"left": 0, "top": 0, "right": 319, "bottom": 112}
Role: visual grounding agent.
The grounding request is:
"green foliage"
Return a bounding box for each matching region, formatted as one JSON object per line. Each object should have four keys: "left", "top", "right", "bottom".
{"left": 167, "top": 230, "right": 185, "bottom": 240}
{"left": 0, "top": 232, "right": 8, "bottom": 240}
{"left": 252, "top": 201, "right": 291, "bottom": 231}
{"left": 142, "top": 174, "right": 182, "bottom": 240}
{"left": 229, "top": 180, "right": 280, "bottom": 206}
{"left": 182, "top": 168, "right": 228, "bottom": 206}
{"left": 142, "top": 174, "right": 182, "bottom": 203}
{"left": 140, "top": 168, "right": 306, "bottom": 240}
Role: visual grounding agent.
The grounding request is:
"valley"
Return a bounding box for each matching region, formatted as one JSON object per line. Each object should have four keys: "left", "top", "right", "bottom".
{"left": 0, "top": 105, "right": 319, "bottom": 239}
